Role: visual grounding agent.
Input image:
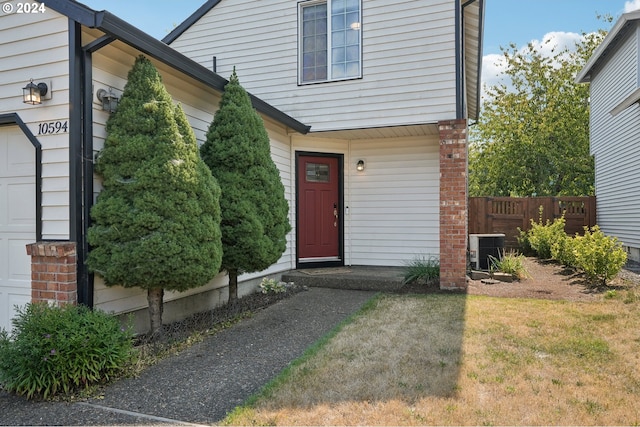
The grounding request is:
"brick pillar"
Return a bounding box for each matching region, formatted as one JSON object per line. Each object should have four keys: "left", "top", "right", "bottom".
{"left": 438, "top": 119, "right": 468, "bottom": 290}
{"left": 25, "top": 242, "right": 77, "bottom": 306}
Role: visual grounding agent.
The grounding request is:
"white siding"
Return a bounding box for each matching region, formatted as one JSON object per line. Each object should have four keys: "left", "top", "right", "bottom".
{"left": 292, "top": 134, "right": 439, "bottom": 266}
{"left": 0, "top": 9, "right": 70, "bottom": 239}
{"left": 169, "top": 0, "right": 458, "bottom": 131}
{"left": 588, "top": 25, "right": 640, "bottom": 251}
{"left": 87, "top": 34, "right": 295, "bottom": 315}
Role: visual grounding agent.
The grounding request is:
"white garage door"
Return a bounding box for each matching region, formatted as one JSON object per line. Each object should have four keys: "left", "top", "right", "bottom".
{"left": 0, "top": 126, "right": 35, "bottom": 333}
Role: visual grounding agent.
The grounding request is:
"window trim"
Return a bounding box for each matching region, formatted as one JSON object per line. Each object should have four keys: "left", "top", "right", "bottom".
{"left": 297, "top": 0, "right": 363, "bottom": 85}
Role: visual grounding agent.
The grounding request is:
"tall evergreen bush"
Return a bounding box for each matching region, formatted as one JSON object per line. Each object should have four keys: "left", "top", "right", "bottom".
{"left": 87, "top": 55, "right": 222, "bottom": 335}
{"left": 200, "top": 70, "right": 291, "bottom": 302}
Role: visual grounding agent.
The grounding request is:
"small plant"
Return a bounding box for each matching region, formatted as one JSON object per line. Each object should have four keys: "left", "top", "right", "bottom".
{"left": 259, "top": 278, "right": 288, "bottom": 294}
{"left": 517, "top": 227, "right": 534, "bottom": 255}
{"left": 551, "top": 234, "right": 578, "bottom": 268}
{"left": 0, "top": 303, "right": 134, "bottom": 399}
{"left": 572, "top": 225, "right": 627, "bottom": 286}
{"left": 604, "top": 290, "right": 617, "bottom": 300}
{"left": 526, "top": 208, "right": 566, "bottom": 260}
{"left": 488, "top": 249, "right": 528, "bottom": 280}
{"left": 402, "top": 255, "right": 440, "bottom": 284}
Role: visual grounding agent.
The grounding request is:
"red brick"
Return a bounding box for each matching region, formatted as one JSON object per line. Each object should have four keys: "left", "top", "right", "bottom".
{"left": 26, "top": 242, "right": 78, "bottom": 306}
{"left": 439, "top": 119, "right": 468, "bottom": 291}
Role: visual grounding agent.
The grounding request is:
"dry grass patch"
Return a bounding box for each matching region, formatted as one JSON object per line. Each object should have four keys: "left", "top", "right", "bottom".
{"left": 224, "top": 293, "right": 640, "bottom": 426}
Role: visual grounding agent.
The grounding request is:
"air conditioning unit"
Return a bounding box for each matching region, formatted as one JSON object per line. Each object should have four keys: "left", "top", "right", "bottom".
{"left": 469, "top": 234, "right": 505, "bottom": 270}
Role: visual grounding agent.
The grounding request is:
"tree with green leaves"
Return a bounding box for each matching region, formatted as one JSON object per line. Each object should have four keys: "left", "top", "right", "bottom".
{"left": 87, "top": 55, "right": 223, "bottom": 336}
{"left": 200, "top": 70, "right": 291, "bottom": 303}
{"left": 469, "top": 27, "right": 609, "bottom": 197}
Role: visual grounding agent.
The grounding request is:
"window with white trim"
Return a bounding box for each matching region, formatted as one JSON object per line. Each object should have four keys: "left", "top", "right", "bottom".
{"left": 299, "top": 0, "right": 362, "bottom": 84}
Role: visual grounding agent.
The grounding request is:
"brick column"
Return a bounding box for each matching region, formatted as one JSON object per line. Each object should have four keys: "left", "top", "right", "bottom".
{"left": 26, "top": 242, "right": 77, "bottom": 306}
{"left": 438, "top": 119, "right": 468, "bottom": 290}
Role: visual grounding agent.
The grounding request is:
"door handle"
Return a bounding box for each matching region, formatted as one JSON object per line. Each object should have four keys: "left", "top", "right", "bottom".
{"left": 333, "top": 203, "right": 338, "bottom": 227}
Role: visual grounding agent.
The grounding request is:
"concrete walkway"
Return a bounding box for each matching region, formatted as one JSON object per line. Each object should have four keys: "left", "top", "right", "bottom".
{"left": 0, "top": 288, "right": 376, "bottom": 426}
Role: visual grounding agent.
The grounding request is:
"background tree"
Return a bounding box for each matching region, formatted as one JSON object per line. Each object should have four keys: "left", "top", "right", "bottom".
{"left": 469, "top": 27, "right": 608, "bottom": 197}
{"left": 200, "top": 70, "right": 291, "bottom": 303}
{"left": 87, "top": 55, "right": 222, "bottom": 336}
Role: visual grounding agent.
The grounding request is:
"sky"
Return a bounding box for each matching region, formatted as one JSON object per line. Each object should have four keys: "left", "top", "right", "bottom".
{"left": 78, "top": 0, "right": 640, "bottom": 90}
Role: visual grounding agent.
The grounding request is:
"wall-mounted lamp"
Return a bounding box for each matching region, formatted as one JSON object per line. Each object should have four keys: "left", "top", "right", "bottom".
{"left": 97, "top": 88, "right": 119, "bottom": 113}
{"left": 356, "top": 159, "right": 365, "bottom": 171}
{"left": 23, "top": 79, "right": 48, "bottom": 105}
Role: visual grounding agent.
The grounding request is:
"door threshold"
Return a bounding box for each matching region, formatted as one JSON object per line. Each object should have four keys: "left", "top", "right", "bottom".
{"left": 296, "top": 257, "right": 343, "bottom": 269}
{"left": 299, "top": 256, "right": 341, "bottom": 263}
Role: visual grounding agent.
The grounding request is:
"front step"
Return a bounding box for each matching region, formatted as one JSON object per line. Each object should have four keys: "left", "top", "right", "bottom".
{"left": 281, "top": 266, "right": 405, "bottom": 292}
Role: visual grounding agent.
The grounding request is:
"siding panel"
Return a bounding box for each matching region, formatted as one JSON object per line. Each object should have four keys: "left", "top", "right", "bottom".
{"left": 170, "top": 0, "right": 458, "bottom": 131}
{"left": 0, "top": 9, "right": 70, "bottom": 240}
{"left": 588, "top": 25, "right": 640, "bottom": 250}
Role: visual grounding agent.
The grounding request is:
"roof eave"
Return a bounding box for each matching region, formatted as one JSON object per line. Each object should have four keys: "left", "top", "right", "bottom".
{"left": 43, "top": 0, "right": 311, "bottom": 134}
{"left": 162, "top": 0, "right": 222, "bottom": 44}
{"left": 576, "top": 10, "right": 640, "bottom": 84}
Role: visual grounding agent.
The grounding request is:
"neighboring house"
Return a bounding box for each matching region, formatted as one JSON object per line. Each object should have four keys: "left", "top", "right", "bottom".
{"left": 577, "top": 10, "right": 640, "bottom": 263}
{"left": 0, "top": 0, "right": 484, "bottom": 332}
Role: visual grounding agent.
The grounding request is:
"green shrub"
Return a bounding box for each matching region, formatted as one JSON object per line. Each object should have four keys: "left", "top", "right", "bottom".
{"left": 526, "top": 212, "right": 566, "bottom": 260}
{"left": 259, "top": 278, "right": 287, "bottom": 294}
{"left": 488, "top": 249, "right": 528, "bottom": 280}
{"left": 0, "top": 303, "right": 134, "bottom": 399}
{"left": 402, "top": 256, "right": 440, "bottom": 284}
{"left": 551, "top": 234, "right": 578, "bottom": 268}
{"left": 517, "top": 227, "right": 534, "bottom": 255}
{"left": 572, "top": 226, "right": 627, "bottom": 286}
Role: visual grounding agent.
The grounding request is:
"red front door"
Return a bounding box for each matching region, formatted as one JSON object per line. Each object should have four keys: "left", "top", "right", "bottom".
{"left": 297, "top": 155, "right": 341, "bottom": 263}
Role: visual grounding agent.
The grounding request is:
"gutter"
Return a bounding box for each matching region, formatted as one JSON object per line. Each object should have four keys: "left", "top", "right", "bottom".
{"left": 455, "top": 0, "right": 463, "bottom": 119}
{"left": 458, "top": 0, "right": 484, "bottom": 121}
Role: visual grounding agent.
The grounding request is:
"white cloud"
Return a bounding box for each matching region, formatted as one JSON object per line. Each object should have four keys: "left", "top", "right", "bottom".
{"left": 481, "top": 31, "right": 585, "bottom": 100}
{"left": 624, "top": 0, "right": 640, "bottom": 12}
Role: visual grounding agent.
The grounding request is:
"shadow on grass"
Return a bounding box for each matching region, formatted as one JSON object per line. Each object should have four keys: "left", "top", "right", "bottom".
{"left": 235, "top": 291, "right": 468, "bottom": 414}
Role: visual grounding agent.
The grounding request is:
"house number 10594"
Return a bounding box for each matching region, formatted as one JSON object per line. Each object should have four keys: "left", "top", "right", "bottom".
{"left": 37, "top": 121, "right": 69, "bottom": 135}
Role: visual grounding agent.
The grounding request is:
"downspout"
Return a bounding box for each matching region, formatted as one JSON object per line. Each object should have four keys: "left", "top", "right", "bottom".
{"left": 68, "top": 20, "right": 89, "bottom": 305}
{"left": 455, "top": 0, "right": 463, "bottom": 119}
{"left": 70, "top": 13, "right": 115, "bottom": 307}
{"left": 78, "top": 34, "right": 116, "bottom": 308}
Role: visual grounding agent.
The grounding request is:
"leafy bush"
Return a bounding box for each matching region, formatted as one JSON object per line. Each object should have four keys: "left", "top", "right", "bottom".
{"left": 517, "top": 227, "right": 534, "bottom": 255}
{"left": 488, "top": 250, "right": 528, "bottom": 280}
{"left": 402, "top": 256, "right": 440, "bottom": 284}
{"left": 259, "top": 278, "right": 288, "bottom": 294}
{"left": 572, "top": 226, "right": 627, "bottom": 286}
{"left": 551, "top": 234, "right": 578, "bottom": 268}
{"left": 0, "top": 303, "right": 134, "bottom": 399}
{"left": 526, "top": 212, "right": 566, "bottom": 260}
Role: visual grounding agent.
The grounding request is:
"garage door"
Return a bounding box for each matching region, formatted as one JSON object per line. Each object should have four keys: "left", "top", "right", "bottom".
{"left": 0, "top": 126, "right": 35, "bottom": 333}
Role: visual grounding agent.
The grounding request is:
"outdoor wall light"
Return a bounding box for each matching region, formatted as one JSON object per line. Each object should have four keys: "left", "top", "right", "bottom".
{"left": 22, "top": 79, "right": 48, "bottom": 105}
{"left": 97, "top": 88, "right": 119, "bottom": 113}
{"left": 356, "top": 159, "right": 365, "bottom": 171}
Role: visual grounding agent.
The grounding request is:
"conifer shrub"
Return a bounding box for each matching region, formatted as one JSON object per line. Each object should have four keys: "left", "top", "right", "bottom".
{"left": 200, "top": 70, "right": 291, "bottom": 302}
{"left": 87, "top": 56, "right": 222, "bottom": 335}
{"left": 0, "top": 303, "right": 133, "bottom": 399}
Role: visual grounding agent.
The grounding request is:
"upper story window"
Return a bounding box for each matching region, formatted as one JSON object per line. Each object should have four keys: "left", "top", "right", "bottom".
{"left": 298, "top": 0, "right": 362, "bottom": 84}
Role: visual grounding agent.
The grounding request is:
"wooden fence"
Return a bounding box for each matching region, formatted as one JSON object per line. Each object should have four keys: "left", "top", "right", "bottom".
{"left": 468, "top": 196, "right": 596, "bottom": 249}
